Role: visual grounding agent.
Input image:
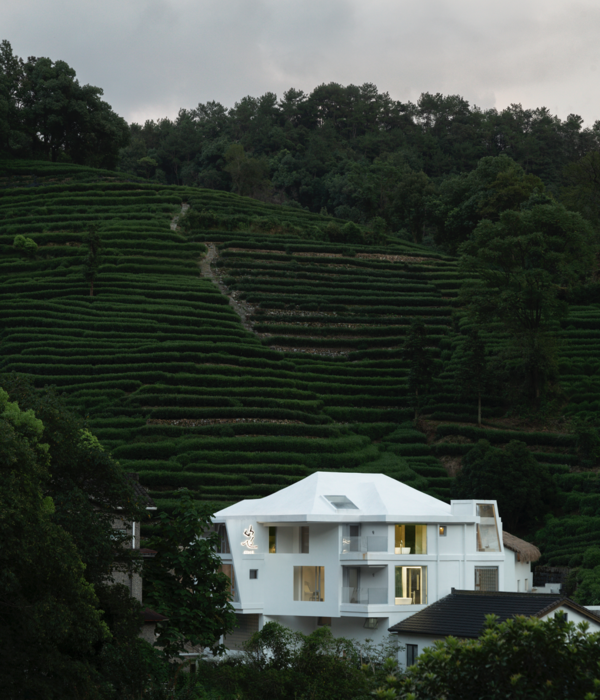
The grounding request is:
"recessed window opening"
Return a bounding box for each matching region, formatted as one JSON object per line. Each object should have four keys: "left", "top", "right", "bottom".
{"left": 293, "top": 566, "right": 325, "bottom": 601}
{"left": 475, "top": 566, "right": 498, "bottom": 591}
{"left": 476, "top": 503, "right": 501, "bottom": 552}
{"left": 439, "top": 525, "right": 447, "bottom": 537}
{"left": 395, "top": 566, "right": 427, "bottom": 605}
{"left": 406, "top": 644, "right": 418, "bottom": 667}
{"left": 364, "top": 618, "right": 379, "bottom": 630}
{"left": 317, "top": 617, "right": 331, "bottom": 627}
{"left": 269, "top": 526, "right": 277, "bottom": 553}
{"left": 216, "top": 524, "right": 230, "bottom": 554}
{"left": 300, "top": 526, "right": 310, "bottom": 553}
{"left": 249, "top": 569, "right": 258, "bottom": 579}
{"left": 324, "top": 495, "right": 358, "bottom": 510}
{"left": 219, "top": 563, "right": 238, "bottom": 601}
{"left": 395, "top": 524, "right": 427, "bottom": 554}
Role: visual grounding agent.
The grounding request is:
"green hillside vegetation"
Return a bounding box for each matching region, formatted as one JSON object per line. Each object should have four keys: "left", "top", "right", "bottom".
{"left": 1, "top": 156, "right": 599, "bottom": 577}
{"left": 2, "top": 38, "right": 600, "bottom": 602}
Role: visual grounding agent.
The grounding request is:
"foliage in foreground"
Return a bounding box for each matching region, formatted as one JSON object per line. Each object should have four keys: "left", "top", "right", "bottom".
{"left": 198, "top": 621, "right": 401, "bottom": 700}
{"left": 144, "top": 491, "right": 237, "bottom": 659}
{"left": 376, "top": 614, "right": 600, "bottom": 700}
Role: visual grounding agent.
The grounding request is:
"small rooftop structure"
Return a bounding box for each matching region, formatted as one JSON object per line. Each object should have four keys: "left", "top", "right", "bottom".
{"left": 502, "top": 531, "right": 541, "bottom": 563}
{"left": 388, "top": 589, "right": 600, "bottom": 638}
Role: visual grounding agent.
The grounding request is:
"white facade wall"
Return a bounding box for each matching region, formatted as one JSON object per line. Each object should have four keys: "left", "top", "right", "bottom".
{"left": 217, "top": 510, "right": 510, "bottom": 643}
{"left": 503, "top": 550, "right": 533, "bottom": 592}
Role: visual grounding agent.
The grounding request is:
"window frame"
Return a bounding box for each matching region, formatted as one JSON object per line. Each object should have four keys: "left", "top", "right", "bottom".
{"left": 395, "top": 565, "right": 428, "bottom": 605}
{"left": 474, "top": 566, "right": 499, "bottom": 591}
{"left": 293, "top": 566, "right": 325, "bottom": 602}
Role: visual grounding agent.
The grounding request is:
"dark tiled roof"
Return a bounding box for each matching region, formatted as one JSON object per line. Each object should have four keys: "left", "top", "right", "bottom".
{"left": 388, "top": 589, "right": 600, "bottom": 638}
{"left": 127, "top": 473, "right": 156, "bottom": 508}
{"left": 142, "top": 607, "right": 168, "bottom": 623}
{"left": 139, "top": 548, "right": 157, "bottom": 557}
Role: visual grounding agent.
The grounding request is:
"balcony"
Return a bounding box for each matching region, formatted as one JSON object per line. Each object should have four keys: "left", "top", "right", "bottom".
{"left": 342, "top": 586, "right": 388, "bottom": 605}
{"left": 341, "top": 536, "right": 387, "bottom": 554}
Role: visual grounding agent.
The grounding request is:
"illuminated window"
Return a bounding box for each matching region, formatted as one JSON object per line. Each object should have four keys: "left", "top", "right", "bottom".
{"left": 475, "top": 566, "right": 498, "bottom": 591}
{"left": 293, "top": 566, "right": 325, "bottom": 601}
{"left": 476, "top": 504, "right": 500, "bottom": 552}
{"left": 395, "top": 566, "right": 427, "bottom": 605}
{"left": 395, "top": 525, "right": 427, "bottom": 554}
{"left": 269, "top": 526, "right": 277, "bottom": 553}
{"left": 439, "top": 525, "right": 447, "bottom": 537}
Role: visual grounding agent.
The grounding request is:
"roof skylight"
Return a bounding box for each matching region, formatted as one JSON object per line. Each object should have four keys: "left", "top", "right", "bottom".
{"left": 324, "top": 495, "right": 358, "bottom": 510}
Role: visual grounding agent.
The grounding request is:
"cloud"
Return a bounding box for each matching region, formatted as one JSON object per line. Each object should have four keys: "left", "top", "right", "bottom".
{"left": 2, "top": 0, "right": 600, "bottom": 124}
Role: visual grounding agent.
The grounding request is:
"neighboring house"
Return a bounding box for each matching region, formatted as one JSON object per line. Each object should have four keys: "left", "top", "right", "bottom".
{"left": 111, "top": 473, "right": 167, "bottom": 643}
{"left": 212, "top": 471, "right": 539, "bottom": 648}
{"left": 388, "top": 588, "right": 600, "bottom": 668}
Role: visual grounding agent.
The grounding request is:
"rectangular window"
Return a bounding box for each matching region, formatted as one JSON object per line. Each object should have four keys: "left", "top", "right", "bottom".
{"left": 216, "top": 524, "right": 230, "bottom": 554}
{"left": 293, "top": 566, "right": 325, "bottom": 601}
{"left": 317, "top": 617, "right": 331, "bottom": 626}
{"left": 249, "top": 569, "right": 258, "bottom": 579}
{"left": 395, "top": 566, "right": 427, "bottom": 605}
{"left": 439, "top": 525, "right": 447, "bottom": 537}
{"left": 475, "top": 566, "right": 498, "bottom": 591}
{"left": 300, "top": 526, "right": 310, "bottom": 554}
{"left": 269, "top": 526, "right": 277, "bottom": 554}
{"left": 395, "top": 525, "right": 427, "bottom": 554}
{"left": 476, "top": 504, "right": 500, "bottom": 552}
{"left": 406, "top": 644, "right": 418, "bottom": 667}
{"left": 219, "top": 564, "right": 237, "bottom": 601}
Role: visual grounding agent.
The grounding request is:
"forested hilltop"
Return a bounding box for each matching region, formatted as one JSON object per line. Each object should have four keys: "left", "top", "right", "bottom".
{"left": 2, "top": 40, "right": 600, "bottom": 612}
{"left": 116, "top": 83, "right": 600, "bottom": 244}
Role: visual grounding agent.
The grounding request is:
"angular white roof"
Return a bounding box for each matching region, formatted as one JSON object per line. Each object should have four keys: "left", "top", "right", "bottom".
{"left": 214, "top": 471, "right": 456, "bottom": 524}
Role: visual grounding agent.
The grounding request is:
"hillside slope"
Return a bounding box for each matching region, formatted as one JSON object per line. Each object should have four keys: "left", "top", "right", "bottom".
{"left": 1, "top": 159, "right": 599, "bottom": 568}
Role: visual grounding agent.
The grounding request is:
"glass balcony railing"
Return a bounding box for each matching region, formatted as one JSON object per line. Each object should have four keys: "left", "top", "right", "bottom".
{"left": 342, "top": 586, "right": 388, "bottom": 604}
{"left": 341, "top": 536, "right": 388, "bottom": 554}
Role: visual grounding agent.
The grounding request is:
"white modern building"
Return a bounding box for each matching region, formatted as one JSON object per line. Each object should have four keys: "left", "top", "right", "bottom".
{"left": 213, "top": 471, "right": 539, "bottom": 648}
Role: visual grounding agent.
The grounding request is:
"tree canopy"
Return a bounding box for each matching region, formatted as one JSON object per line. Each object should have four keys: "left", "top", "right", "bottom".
{"left": 453, "top": 439, "right": 557, "bottom": 532}
{"left": 459, "top": 200, "right": 597, "bottom": 403}
{"left": 377, "top": 614, "right": 600, "bottom": 700}
{"left": 0, "top": 40, "right": 129, "bottom": 167}
{"left": 144, "top": 490, "right": 237, "bottom": 659}
{"left": 0, "top": 375, "right": 152, "bottom": 698}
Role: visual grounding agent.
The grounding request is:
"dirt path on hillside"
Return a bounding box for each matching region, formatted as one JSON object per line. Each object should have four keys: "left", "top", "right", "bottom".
{"left": 199, "top": 243, "right": 254, "bottom": 332}
{"left": 170, "top": 203, "right": 189, "bottom": 230}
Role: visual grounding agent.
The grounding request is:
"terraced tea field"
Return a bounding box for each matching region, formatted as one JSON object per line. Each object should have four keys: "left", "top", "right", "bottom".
{"left": 1, "top": 159, "right": 599, "bottom": 565}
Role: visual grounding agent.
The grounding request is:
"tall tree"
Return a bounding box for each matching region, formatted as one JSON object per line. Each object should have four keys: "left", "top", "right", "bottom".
{"left": 401, "top": 320, "right": 438, "bottom": 421}
{"left": 0, "top": 40, "right": 129, "bottom": 166}
{"left": 453, "top": 329, "right": 492, "bottom": 426}
{"left": 144, "top": 491, "right": 237, "bottom": 659}
{"left": 459, "top": 200, "right": 597, "bottom": 406}
{"left": 453, "top": 439, "right": 557, "bottom": 533}
{"left": 0, "top": 374, "right": 151, "bottom": 695}
{"left": 0, "top": 386, "right": 110, "bottom": 699}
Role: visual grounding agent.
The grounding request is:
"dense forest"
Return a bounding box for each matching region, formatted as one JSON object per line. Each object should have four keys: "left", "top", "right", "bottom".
{"left": 2, "top": 39, "right": 600, "bottom": 699}
{"left": 115, "top": 83, "right": 600, "bottom": 247}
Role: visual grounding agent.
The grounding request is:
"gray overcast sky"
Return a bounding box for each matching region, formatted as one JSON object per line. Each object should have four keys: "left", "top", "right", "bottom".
{"left": 2, "top": 0, "right": 599, "bottom": 125}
